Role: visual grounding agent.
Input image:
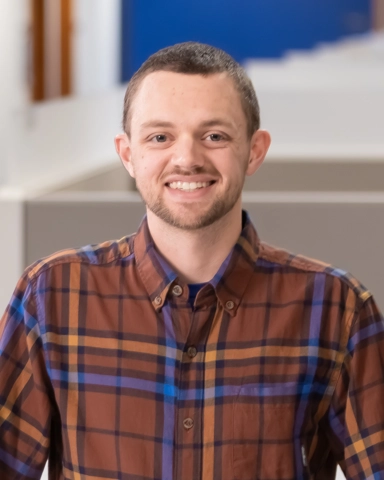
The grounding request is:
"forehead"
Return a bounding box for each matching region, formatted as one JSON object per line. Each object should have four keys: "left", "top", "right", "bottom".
{"left": 131, "top": 71, "right": 246, "bottom": 127}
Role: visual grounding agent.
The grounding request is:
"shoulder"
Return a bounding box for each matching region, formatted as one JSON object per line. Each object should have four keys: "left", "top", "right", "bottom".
{"left": 258, "top": 241, "right": 371, "bottom": 304}
{"left": 24, "top": 234, "right": 135, "bottom": 284}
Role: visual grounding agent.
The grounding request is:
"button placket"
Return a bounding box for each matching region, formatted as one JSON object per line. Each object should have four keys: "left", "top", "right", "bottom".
{"left": 175, "top": 298, "right": 210, "bottom": 476}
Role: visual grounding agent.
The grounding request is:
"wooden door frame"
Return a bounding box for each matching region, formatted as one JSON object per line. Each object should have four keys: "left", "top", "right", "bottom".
{"left": 30, "top": 0, "right": 72, "bottom": 101}
{"left": 373, "top": 0, "right": 384, "bottom": 30}
{"left": 31, "top": 0, "right": 45, "bottom": 101}
{"left": 61, "top": 0, "right": 72, "bottom": 96}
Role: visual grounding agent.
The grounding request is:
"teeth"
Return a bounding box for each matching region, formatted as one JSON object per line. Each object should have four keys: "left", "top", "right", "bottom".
{"left": 168, "top": 181, "right": 211, "bottom": 191}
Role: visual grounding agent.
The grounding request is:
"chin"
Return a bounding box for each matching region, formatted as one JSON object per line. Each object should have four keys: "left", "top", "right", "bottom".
{"left": 155, "top": 206, "right": 229, "bottom": 231}
{"left": 161, "top": 213, "right": 207, "bottom": 230}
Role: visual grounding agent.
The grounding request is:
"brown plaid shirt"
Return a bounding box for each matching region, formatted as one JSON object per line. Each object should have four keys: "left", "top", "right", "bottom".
{"left": 1, "top": 211, "right": 384, "bottom": 479}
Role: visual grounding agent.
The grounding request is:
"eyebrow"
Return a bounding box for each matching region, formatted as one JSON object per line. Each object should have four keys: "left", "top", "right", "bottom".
{"left": 140, "top": 120, "right": 175, "bottom": 129}
{"left": 140, "top": 118, "right": 235, "bottom": 130}
{"left": 199, "top": 118, "right": 235, "bottom": 130}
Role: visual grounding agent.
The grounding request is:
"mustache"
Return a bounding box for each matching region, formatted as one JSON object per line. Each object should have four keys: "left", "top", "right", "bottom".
{"left": 160, "top": 166, "right": 220, "bottom": 180}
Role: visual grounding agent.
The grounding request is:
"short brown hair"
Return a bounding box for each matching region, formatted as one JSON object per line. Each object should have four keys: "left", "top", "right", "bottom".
{"left": 122, "top": 41, "right": 260, "bottom": 138}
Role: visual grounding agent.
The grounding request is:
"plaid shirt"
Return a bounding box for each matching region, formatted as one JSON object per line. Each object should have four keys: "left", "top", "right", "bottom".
{"left": 1, "top": 211, "right": 384, "bottom": 480}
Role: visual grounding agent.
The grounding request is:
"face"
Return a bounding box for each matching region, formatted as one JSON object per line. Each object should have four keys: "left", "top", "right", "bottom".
{"left": 115, "top": 71, "right": 270, "bottom": 231}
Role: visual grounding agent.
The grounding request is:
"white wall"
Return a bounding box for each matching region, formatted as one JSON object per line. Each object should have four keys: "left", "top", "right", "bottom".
{"left": 6, "top": 86, "right": 125, "bottom": 189}
{"left": 73, "top": 0, "right": 122, "bottom": 96}
{"left": 258, "top": 87, "right": 384, "bottom": 160}
{"left": 0, "top": 0, "right": 123, "bottom": 189}
{"left": 0, "top": 0, "right": 29, "bottom": 186}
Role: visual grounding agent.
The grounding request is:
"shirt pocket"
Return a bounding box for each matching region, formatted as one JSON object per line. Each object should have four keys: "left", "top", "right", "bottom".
{"left": 232, "top": 385, "right": 304, "bottom": 480}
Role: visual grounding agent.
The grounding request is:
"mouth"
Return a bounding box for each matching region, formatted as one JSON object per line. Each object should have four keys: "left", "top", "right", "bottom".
{"left": 165, "top": 180, "right": 216, "bottom": 192}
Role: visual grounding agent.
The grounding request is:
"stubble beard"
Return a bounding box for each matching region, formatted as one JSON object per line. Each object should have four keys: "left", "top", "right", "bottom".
{"left": 135, "top": 179, "right": 244, "bottom": 231}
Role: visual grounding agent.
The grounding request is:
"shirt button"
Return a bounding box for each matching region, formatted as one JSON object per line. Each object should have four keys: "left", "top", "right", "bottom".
{"left": 154, "top": 296, "right": 162, "bottom": 306}
{"left": 226, "top": 300, "right": 235, "bottom": 310}
{"left": 172, "top": 285, "right": 183, "bottom": 296}
{"left": 183, "top": 418, "right": 194, "bottom": 430}
{"left": 187, "top": 346, "right": 197, "bottom": 358}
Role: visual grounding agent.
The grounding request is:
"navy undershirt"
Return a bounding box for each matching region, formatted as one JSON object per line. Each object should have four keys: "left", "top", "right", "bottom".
{"left": 188, "top": 283, "right": 206, "bottom": 307}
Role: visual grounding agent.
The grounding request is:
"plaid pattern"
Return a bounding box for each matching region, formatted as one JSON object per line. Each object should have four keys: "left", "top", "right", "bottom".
{"left": 1, "top": 211, "right": 384, "bottom": 480}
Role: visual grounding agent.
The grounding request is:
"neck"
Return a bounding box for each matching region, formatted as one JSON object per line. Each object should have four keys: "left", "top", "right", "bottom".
{"left": 147, "top": 205, "right": 243, "bottom": 284}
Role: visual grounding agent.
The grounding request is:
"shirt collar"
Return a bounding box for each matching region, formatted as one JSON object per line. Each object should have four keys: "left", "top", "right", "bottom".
{"left": 133, "top": 210, "right": 261, "bottom": 315}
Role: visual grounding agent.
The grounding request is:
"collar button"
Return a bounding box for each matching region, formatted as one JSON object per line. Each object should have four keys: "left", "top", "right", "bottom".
{"left": 226, "top": 300, "right": 235, "bottom": 310}
{"left": 154, "top": 296, "right": 162, "bottom": 306}
{"left": 172, "top": 285, "right": 183, "bottom": 296}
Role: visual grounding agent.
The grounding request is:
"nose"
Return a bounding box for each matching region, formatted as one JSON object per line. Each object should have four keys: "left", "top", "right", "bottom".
{"left": 171, "top": 135, "right": 204, "bottom": 170}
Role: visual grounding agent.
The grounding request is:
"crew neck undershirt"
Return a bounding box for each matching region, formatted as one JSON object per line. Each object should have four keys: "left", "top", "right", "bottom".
{"left": 188, "top": 283, "right": 206, "bottom": 307}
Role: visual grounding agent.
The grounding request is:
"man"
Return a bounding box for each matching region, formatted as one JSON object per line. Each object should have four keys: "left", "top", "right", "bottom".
{"left": 0, "top": 42, "right": 383, "bottom": 480}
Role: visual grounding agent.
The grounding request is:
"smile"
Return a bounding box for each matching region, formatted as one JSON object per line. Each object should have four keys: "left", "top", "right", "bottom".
{"left": 167, "top": 181, "right": 215, "bottom": 192}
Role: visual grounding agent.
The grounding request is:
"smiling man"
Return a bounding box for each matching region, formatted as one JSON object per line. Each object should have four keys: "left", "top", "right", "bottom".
{"left": 1, "top": 42, "right": 384, "bottom": 480}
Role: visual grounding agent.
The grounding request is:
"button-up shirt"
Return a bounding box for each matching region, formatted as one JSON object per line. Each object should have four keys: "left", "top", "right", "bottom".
{"left": 1, "top": 211, "right": 384, "bottom": 480}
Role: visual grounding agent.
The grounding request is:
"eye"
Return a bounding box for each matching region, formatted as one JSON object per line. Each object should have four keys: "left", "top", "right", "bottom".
{"left": 207, "top": 133, "right": 224, "bottom": 142}
{"left": 151, "top": 134, "right": 167, "bottom": 143}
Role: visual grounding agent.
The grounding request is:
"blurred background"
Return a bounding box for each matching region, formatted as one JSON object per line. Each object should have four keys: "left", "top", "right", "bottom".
{"left": 1, "top": 2, "right": 384, "bottom": 478}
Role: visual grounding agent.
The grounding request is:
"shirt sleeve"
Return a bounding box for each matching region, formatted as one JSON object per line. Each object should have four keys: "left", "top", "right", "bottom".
{"left": 325, "top": 294, "right": 384, "bottom": 479}
{"left": 0, "top": 272, "right": 53, "bottom": 479}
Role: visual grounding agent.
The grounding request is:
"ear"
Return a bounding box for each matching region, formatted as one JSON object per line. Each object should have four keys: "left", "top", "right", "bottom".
{"left": 115, "top": 133, "right": 135, "bottom": 178}
{"left": 246, "top": 129, "right": 271, "bottom": 176}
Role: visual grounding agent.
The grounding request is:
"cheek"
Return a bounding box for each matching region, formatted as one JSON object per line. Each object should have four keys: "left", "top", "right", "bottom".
{"left": 233, "top": 149, "right": 251, "bottom": 175}
{"left": 143, "top": 150, "right": 172, "bottom": 173}
{"left": 132, "top": 158, "right": 162, "bottom": 182}
{"left": 221, "top": 154, "right": 248, "bottom": 179}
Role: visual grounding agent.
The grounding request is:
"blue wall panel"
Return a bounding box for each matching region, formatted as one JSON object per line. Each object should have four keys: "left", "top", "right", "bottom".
{"left": 121, "top": 0, "right": 371, "bottom": 81}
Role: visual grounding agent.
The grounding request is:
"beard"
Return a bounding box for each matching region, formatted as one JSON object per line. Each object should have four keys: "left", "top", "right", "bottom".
{"left": 134, "top": 168, "right": 245, "bottom": 231}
